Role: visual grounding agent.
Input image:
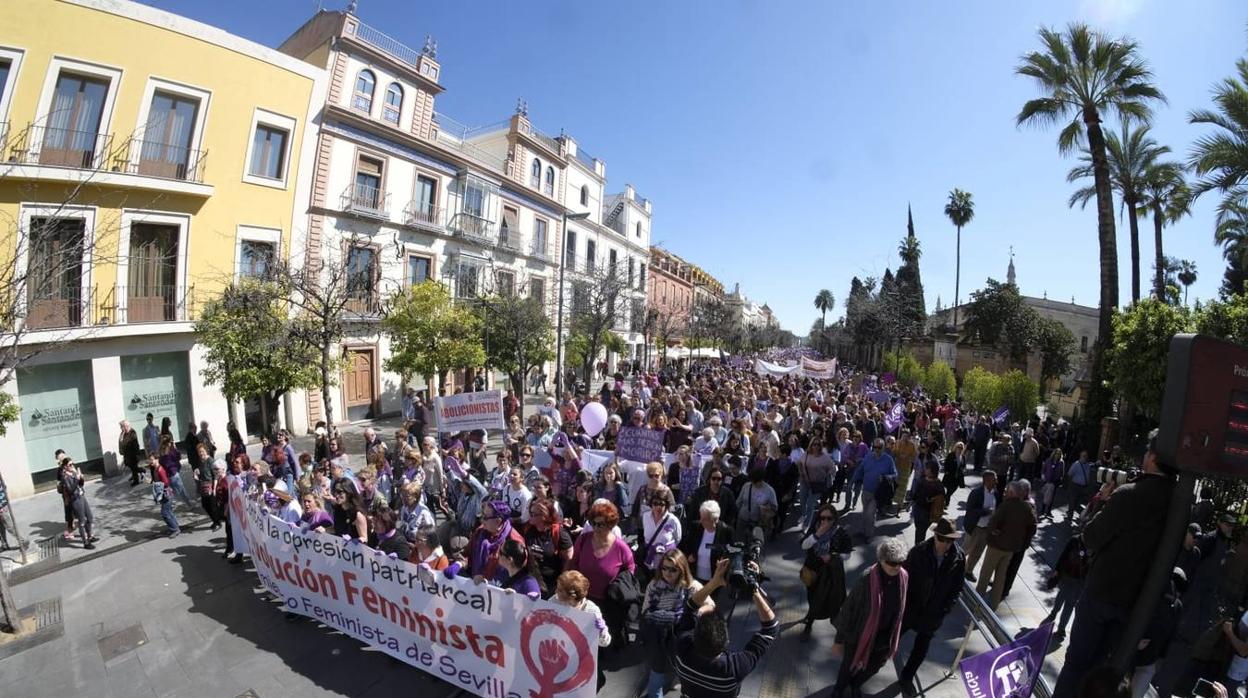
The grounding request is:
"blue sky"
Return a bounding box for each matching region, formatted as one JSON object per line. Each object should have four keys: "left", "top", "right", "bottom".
{"left": 145, "top": 0, "right": 1246, "bottom": 332}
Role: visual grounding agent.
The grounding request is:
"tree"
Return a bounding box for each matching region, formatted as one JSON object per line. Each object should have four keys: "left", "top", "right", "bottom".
{"left": 813, "top": 289, "right": 834, "bottom": 353}
{"left": 194, "top": 280, "right": 321, "bottom": 430}
{"left": 922, "top": 360, "right": 957, "bottom": 400}
{"left": 1188, "top": 58, "right": 1248, "bottom": 220}
{"left": 1136, "top": 161, "right": 1191, "bottom": 300}
{"left": 1106, "top": 299, "right": 1193, "bottom": 419}
{"left": 1196, "top": 293, "right": 1248, "bottom": 346}
{"left": 1016, "top": 23, "right": 1166, "bottom": 426}
{"left": 691, "top": 296, "right": 734, "bottom": 350}
{"left": 1215, "top": 200, "right": 1248, "bottom": 298}
{"left": 895, "top": 210, "right": 927, "bottom": 335}
{"left": 649, "top": 306, "right": 686, "bottom": 364}
{"left": 997, "top": 370, "right": 1040, "bottom": 426}
{"left": 943, "top": 189, "right": 975, "bottom": 327}
{"left": 1068, "top": 120, "right": 1170, "bottom": 303}
{"left": 1034, "top": 316, "right": 1077, "bottom": 387}
{"left": 566, "top": 262, "right": 633, "bottom": 382}
{"left": 475, "top": 292, "right": 552, "bottom": 419}
{"left": 962, "top": 279, "right": 1037, "bottom": 360}
{"left": 1178, "top": 260, "right": 1198, "bottom": 306}
{"left": 961, "top": 366, "right": 1001, "bottom": 413}
{"left": 381, "top": 281, "right": 484, "bottom": 393}
{"left": 1151, "top": 256, "right": 1183, "bottom": 306}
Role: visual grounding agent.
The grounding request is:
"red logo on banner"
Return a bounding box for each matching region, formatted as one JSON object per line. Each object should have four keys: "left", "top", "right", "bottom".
{"left": 519, "top": 609, "right": 593, "bottom": 698}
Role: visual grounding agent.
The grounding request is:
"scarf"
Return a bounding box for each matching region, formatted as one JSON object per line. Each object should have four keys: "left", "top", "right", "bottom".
{"left": 471, "top": 518, "right": 513, "bottom": 578}
{"left": 850, "top": 564, "right": 909, "bottom": 673}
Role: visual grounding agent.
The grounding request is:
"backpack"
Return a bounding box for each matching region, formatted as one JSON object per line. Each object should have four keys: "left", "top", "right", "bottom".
{"left": 876, "top": 475, "right": 896, "bottom": 504}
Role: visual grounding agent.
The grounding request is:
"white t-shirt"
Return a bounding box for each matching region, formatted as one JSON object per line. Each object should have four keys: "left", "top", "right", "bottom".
{"left": 696, "top": 528, "right": 716, "bottom": 580}
{"left": 507, "top": 485, "right": 533, "bottom": 523}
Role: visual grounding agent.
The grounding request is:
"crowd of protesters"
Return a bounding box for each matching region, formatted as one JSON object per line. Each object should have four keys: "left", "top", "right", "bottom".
{"left": 37, "top": 354, "right": 1248, "bottom": 698}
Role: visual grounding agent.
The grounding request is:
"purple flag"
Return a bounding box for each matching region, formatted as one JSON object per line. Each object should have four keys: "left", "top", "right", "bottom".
{"left": 881, "top": 372, "right": 897, "bottom": 386}
{"left": 991, "top": 406, "right": 1009, "bottom": 426}
{"left": 884, "top": 400, "right": 905, "bottom": 434}
{"left": 959, "top": 622, "right": 1052, "bottom": 698}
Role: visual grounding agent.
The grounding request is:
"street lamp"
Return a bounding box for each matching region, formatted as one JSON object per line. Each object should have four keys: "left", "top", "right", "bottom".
{"left": 555, "top": 210, "right": 591, "bottom": 397}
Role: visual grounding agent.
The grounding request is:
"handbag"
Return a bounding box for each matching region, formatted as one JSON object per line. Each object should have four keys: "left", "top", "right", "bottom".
{"left": 800, "top": 566, "right": 818, "bottom": 588}
{"left": 606, "top": 568, "right": 642, "bottom": 606}
{"left": 633, "top": 513, "right": 672, "bottom": 587}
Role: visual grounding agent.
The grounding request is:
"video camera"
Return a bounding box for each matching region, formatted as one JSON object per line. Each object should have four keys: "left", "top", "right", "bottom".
{"left": 1094, "top": 466, "right": 1141, "bottom": 486}
{"left": 713, "top": 534, "right": 766, "bottom": 594}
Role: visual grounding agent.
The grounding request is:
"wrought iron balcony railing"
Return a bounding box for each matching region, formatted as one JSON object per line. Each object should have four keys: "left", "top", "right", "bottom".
{"left": 341, "top": 183, "right": 391, "bottom": 220}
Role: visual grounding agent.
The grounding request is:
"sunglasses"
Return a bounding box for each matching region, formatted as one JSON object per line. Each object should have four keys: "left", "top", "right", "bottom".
{"left": 882, "top": 560, "right": 902, "bottom": 568}
{"left": 819, "top": 516, "right": 835, "bottom": 522}
{"left": 520, "top": 453, "right": 533, "bottom": 458}
{"left": 651, "top": 501, "right": 668, "bottom": 508}
{"left": 710, "top": 475, "right": 724, "bottom": 481}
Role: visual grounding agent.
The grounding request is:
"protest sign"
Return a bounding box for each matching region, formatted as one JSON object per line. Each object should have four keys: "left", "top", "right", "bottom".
{"left": 884, "top": 400, "right": 905, "bottom": 434}
{"left": 436, "top": 390, "right": 505, "bottom": 433}
{"left": 227, "top": 478, "right": 599, "bottom": 698}
{"left": 615, "top": 426, "right": 665, "bottom": 463}
{"left": 754, "top": 359, "right": 801, "bottom": 378}
{"left": 800, "top": 357, "right": 838, "bottom": 379}
{"left": 959, "top": 623, "right": 1052, "bottom": 698}
{"left": 580, "top": 449, "right": 614, "bottom": 475}
{"left": 991, "top": 406, "right": 1010, "bottom": 426}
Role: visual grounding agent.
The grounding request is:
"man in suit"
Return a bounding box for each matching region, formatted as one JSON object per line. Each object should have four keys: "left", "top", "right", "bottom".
{"left": 971, "top": 416, "right": 992, "bottom": 471}
{"left": 962, "top": 470, "right": 998, "bottom": 582}
{"left": 679, "top": 499, "right": 734, "bottom": 584}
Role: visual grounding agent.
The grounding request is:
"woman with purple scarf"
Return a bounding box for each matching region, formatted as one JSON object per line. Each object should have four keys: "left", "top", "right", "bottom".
{"left": 465, "top": 500, "right": 526, "bottom": 581}
{"left": 831, "top": 537, "right": 910, "bottom": 698}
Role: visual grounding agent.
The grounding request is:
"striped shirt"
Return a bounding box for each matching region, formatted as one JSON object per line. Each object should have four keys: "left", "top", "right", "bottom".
{"left": 674, "top": 615, "right": 779, "bottom": 697}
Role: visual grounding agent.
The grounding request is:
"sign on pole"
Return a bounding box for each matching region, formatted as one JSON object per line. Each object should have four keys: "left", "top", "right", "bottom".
{"left": 436, "top": 390, "right": 505, "bottom": 433}
{"left": 959, "top": 623, "right": 1052, "bottom": 698}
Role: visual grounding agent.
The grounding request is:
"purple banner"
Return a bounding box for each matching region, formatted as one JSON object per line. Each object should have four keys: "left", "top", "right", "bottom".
{"left": 881, "top": 372, "right": 897, "bottom": 385}
{"left": 884, "top": 400, "right": 905, "bottom": 434}
{"left": 960, "top": 622, "right": 1052, "bottom": 698}
{"left": 868, "top": 390, "right": 892, "bottom": 406}
{"left": 991, "top": 406, "right": 1009, "bottom": 426}
{"left": 615, "top": 426, "right": 665, "bottom": 463}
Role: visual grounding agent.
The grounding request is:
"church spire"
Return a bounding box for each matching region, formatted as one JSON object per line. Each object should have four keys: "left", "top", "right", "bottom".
{"left": 907, "top": 203, "right": 915, "bottom": 239}
{"left": 1007, "top": 246, "right": 1016, "bottom": 287}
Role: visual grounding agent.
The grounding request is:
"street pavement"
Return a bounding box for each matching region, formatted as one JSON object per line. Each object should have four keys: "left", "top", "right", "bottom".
{"left": 1, "top": 426, "right": 1083, "bottom": 698}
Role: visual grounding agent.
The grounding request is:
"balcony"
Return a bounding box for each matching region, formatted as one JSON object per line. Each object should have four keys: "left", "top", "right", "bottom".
{"left": 112, "top": 284, "right": 195, "bottom": 324}
{"left": 354, "top": 20, "right": 422, "bottom": 68}
{"left": 344, "top": 293, "right": 382, "bottom": 317}
{"left": 448, "top": 211, "right": 496, "bottom": 246}
{"left": 530, "top": 241, "right": 551, "bottom": 261}
{"left": 341, "top": 183, "right": 391, "bottom": 220}
{"left": 402, "top": 202, "right": 444, "bottom": 231}
{"left": 8, "top": 123, "right": 112, "bottom": 170}
{"left": 24, "top": 284, "right": 93, "bottom": 331}
{"left": 497, "top": 227, "right": 522, "bottom": 252}
{"left": 125, "top": 137, "right": 207, "bottom": 183}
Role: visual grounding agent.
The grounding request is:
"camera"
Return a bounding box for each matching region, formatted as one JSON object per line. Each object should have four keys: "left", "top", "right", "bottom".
{"left": 713, "top": 535, "right": 766, "bottom": 594}
{"left": 1094, "top": 466, "right": 1139, "bottom": 486}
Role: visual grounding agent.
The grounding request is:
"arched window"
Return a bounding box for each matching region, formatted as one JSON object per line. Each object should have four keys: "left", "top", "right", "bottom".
{"left": 530, "top": 158, "right": 541, "bottom": 188}
{"left": 544, "top": 166, "right": 555, "bottom": 196}
{"left": 353, "top": 69, "right": 375, "bottom": 113}
{"left": 383, "top": 82, "right": 402, "bottom": 124}
{"left": 580, "top": 185, "right": 589, "bottom": 206}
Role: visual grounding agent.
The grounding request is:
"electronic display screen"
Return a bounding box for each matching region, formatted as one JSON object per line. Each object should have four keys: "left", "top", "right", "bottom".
{"left": 1225, "top": 390, "right": 1248, "bottom": 466}
{"left": 1158, "top": 335, "right": 1248, "bottom": 477}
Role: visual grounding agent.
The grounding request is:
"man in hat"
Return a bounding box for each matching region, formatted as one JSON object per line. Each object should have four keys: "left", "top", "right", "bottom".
{"left": 897, "top": 517, "right": 967, "bottom": 696}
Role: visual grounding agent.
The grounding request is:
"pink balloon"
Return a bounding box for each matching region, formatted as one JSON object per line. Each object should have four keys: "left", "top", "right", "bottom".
{"left": 580, "top": 401, "right": 608, "bottom": 437}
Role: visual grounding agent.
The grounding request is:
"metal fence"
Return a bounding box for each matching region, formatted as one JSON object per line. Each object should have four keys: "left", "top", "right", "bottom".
{"left": 949, "top": 581, "right": 1054, "bottom": 698}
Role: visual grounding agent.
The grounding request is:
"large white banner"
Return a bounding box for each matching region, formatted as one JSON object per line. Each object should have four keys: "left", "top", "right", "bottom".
{"left": 436, "top": 390, "right": 505, "bottom": 433}
{"left": 227, "top": 479, "right": 599, "bottom": 698}
{"left": 800, "top": 357, "right": 838, "bottom": 379}
{"left": 754, "top": 358, "right": 801, "bottom": 378}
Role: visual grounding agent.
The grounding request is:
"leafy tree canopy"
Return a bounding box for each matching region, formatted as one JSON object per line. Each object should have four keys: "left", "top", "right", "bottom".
{"left": 382, "top": 281, "right": 484, "bottom": 388}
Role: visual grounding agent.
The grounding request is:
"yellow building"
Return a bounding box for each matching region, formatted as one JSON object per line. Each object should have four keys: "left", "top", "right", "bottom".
{"left": 0, "top": 0, "right": 325, "bottom": 496}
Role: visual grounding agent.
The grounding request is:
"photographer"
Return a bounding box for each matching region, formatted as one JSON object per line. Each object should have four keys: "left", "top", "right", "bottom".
{"left": 673, "top": 558, "right": 778, "bottom": 697}
{"left": 1052, "top": 431, "right": 1177, "bottom": 698}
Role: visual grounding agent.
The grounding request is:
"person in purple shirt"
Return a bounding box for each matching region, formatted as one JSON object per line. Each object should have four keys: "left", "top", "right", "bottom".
{"left": 480, "top": 537, "right": 543, "bottom": 599}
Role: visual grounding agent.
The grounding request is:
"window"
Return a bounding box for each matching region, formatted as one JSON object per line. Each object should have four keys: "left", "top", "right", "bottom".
{"left": 639, "top": 263, "right": 646, "bottom": 290}
{"left": 42, "top": 72, "right": 109, "bottom": 168}
{"left": 544, "top": 166, "right": 555, "bottom": 196}
{"left": 580, "top": 185, "right": 588, "bottom": 207}
{"left": 249, "top": 124, "right": 288, "bottom": 180}
{"left": 496, "top": 270, "right": 515, "bottom": 297}
{"left": 463, "top": 178, "right": 486, "bottom": 217}
{"left": 139, "top": 91, "right": 200, "bottom": 180}
{"left": 1080, "top": 336, "right": 1088, "bottom": 353}
{"left": 635, "top": 221, "right": 642, "bottom": 238}
{"left": 628, "top": 257, "right": 635, "bottom": 286}
{"left": 383, "top": 82, "right": 402, "bottom": 124}
{"left": 239, "top": 240, "right": 275, "bottom": 279}
{"left": 586, "top": 239, "right": 596, "bottom": 274}
{"left": 530, "top": 158, "right": 541, "bottom": 188}
{"left": 353, "top": 155, "right": 384, "bottom": 211}
{"left": 353, "top": 69, "right": 375, "bottom": 113}
{"left": 530, "top": 278, "right": 545, "bottom": 305}
{"left": 127, "top": 223, "right": 180, "bottom": 322}
{"left": 413, "top": 175, "right": 437, "bottom": 223}
{"left": 455, "top": 263, "right": 480, "bottom": 298}
{"left": 532, "top": 217, "right": 548, "bottom": 257}
{"left": 564, "top": 230, "right": 576, "bottom": 268}
{"left": 608, "top": 248, "right": 617, "bottom": 276}
{"left": 407, "top": 255, "right": 431, "bottom": 285}
{"left": 0, "top": 59, "right": 11, "bottom": 115}
{"left": 500, "top": 206, "right": 519, "bottom": 248}
{"left": 345, "top": 246, "right": 377, "bottom": 312}
{"left": 26, "top": 217, "right": 86, "bottom": 329}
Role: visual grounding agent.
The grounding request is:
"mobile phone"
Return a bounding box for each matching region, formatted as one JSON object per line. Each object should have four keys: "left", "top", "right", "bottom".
{"left": 1193, "top": 679, "right": 1220, "bottom": 698}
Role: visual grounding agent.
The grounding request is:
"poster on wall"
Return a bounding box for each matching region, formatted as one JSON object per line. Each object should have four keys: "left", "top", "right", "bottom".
{"left": 18, "top": 361, "right": 101, "bottom": 473}
{"left": 227, "top": 479, "right": 600, "bottom": 698}
{"left": 121, "top": 352, "right": 193, "bottom": 436}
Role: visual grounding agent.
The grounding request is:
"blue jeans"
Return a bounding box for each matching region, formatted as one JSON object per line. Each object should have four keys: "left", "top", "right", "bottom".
{"left": 645, "top": 670, "right": 666, "bottom": 698}
{"left": 1052, "top": 593, "right": 1127, "bottom": 698}
{"left": 169, "top": 472, "right": 194, "bottom": 507}
{"left": 800, "top": 484, "right": 822, "bottom": 530}
{"left": 160, "top": 497, "right": 179, "bottom": 534}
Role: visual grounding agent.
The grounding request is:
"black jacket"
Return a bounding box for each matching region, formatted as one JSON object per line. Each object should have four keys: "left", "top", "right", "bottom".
{"left": 1083, "top": 473, "right": 1176, "bottom": 610}
{"left": 964, "top": 485, "right": 995, "bottom": 532}
{"left": 901, "top": 538, "right": 966, "bottom": 633}
{"left": 678, "top": 521, "right": 734, "bottom": 580}
{"left": 686, "top": 485, "right": 738, "bottom": 529}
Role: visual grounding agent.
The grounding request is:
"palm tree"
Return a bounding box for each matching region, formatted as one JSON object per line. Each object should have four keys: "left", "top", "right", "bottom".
{"left": 1189, "top": 58, "right": 1248, "bottom": 218}
{"left": 813, "top": 289, "right": 834, "bottom": 353}
{"left": 1067, "top": 120, "right": 1169, "bottom": 303}
{"left": 1216, "top": 201, "right": 1248, "bottom": 296}
{"left": 1177, "top": 259, "right": 1198, "bottom": 306}
{"left": 1016, "top": 23, "right": 1165, "bottom": 377}
{"left": 943, "top": 188, "right": 975, "bottom": 328}
{"left": 1136, "top": 161, "right": 1191, "bottom": 299}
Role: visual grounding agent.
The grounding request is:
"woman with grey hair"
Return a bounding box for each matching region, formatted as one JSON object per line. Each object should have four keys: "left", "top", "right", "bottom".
{"left": 831, "top": 537, "right": 910, "bottom": 698}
